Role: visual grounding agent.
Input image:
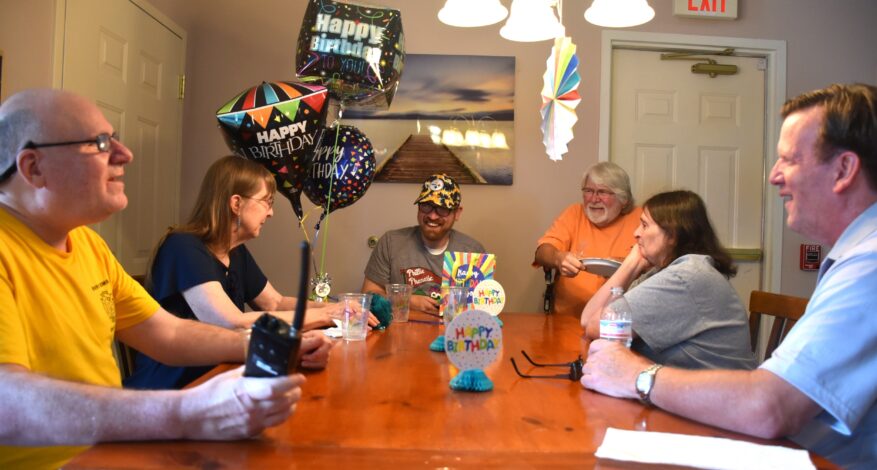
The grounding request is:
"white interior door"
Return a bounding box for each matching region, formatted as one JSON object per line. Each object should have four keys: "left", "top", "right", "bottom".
{"left": 61, "top": 0, "right": 184, "bottom": 276}
{"left": 610, "top": 48, "right": 766, "bottom": 305}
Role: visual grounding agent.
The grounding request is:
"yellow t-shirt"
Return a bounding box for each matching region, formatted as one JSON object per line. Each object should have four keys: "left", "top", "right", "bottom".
{"left": 0, "top": 208, "right": 158, "bottom": 469}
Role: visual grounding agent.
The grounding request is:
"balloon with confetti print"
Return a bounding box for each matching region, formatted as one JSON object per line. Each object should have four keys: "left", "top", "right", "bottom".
{"left": 303, "top": 125, "right": 376, "bottom": 225}
{"left": 295, "top": 0, "right": 405, "bottom": 109}
{"left": 216, "top": 81, "right": 328, "bottom": 220}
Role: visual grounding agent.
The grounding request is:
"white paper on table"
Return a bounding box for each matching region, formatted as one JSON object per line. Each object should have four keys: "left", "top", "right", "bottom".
{"left": 323, "top": 319, "right": 342, "bottom": 338}
{"left": 596, "top": 427, "right": 816, "bottom": 470}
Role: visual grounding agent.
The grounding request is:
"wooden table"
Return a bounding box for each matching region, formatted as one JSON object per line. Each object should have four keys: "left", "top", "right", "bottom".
{"left": 69, "top": 313, "right": 834, "bottom": 468}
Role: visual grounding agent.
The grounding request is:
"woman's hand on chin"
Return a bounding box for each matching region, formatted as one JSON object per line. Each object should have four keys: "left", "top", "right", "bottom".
{"left": 623, "top": 244, "right": 653, "bottom": 275}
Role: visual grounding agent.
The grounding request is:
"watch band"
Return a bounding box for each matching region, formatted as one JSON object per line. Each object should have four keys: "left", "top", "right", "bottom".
{"left": 636, "top": 363, "right": 663, "bottom": 406}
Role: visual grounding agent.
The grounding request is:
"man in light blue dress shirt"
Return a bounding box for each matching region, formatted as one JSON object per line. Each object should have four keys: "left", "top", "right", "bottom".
{"left": 580, "top": 83, "right": 877, "bottom": 469}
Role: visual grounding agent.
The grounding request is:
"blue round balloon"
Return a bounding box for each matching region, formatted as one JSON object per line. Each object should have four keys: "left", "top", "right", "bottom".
{"left": 303, "top": 125, "right": 376, "bottom": 220}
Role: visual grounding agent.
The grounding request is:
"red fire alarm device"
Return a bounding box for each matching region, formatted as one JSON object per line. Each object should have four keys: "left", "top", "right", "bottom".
{"left": 800, "top": 244, "right": 821, "bottom": 271}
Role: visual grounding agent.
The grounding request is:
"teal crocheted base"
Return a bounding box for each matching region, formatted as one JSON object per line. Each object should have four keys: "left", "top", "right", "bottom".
{"left": 429, "top": 335, "right": 444, "bottom": 352}
{"left": 449, "top": 369, "right": 493, "bottom": 392}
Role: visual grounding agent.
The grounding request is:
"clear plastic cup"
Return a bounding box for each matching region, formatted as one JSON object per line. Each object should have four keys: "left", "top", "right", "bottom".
{"left": 341, "top": 293, "right": 370, "bottom": 341}
{"left": 441, "top": 285, "right": 467, "bottom": 326}
{"left": 385, "top": 283, "right": 412, "bottom": 322}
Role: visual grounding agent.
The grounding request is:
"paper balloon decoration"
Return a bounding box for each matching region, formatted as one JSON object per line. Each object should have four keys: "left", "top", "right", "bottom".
{"left": 217, "top": 81, "right": 328, "bottom": 220}
{"left": 445, "top": 310, "right": 502, "bottom": 371}
{"left": 445, "top": 309, "right": 502, "bottom": 392}
{"left": 540, "top": 36, "right": 581, "bottom": 161}
{"left": 303, "top": 125, "right": 376, "bottom": 222}
{"left": 296, "top": 0, "right": 405, "bottom": 109}
{"left": 470, "top": 279, "right": 505, "bottom": 316}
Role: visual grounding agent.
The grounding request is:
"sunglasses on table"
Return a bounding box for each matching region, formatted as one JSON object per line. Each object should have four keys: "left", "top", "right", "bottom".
{"left": 510, "top": 350, "right": 584, "bottom": 381}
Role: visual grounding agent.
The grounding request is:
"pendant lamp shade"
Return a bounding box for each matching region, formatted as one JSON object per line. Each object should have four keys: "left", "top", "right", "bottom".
{"left": 500, "top": 0, "right": 564, "bottom": 42}
{"left": 438, "top": 0, "right": 509, "bottom": 27}
{"left": 584, "top": 0, "right": 655, "bottom": 28}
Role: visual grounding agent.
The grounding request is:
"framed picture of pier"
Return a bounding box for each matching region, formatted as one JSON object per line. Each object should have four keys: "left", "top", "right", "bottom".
{"left": 345, "top": 54, "right": 515, "bottom": 185}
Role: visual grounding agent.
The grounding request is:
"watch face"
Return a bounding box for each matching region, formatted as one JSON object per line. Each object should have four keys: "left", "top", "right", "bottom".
{"left": 636, "top": 371, "right": 650, "bottom": 393}
{"left": 628, "top": 372, "right": 649, "bottom": 393}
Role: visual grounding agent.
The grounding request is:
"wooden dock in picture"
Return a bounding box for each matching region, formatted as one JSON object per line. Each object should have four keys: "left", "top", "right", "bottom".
{"left": 375, "top": 134, "right": 486, "bottom": 184}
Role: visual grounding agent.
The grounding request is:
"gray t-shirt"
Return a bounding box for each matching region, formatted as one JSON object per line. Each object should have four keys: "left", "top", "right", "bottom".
{"left": 626, "top": 254, "right": 756, "bottom": 370}
{"left": 364, "top": 226, "right": 485, "bottom": 298}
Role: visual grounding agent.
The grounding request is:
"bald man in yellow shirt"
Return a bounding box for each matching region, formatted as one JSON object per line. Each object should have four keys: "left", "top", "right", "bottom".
{"left": 0, "top": 89, "right": 331, "bottom": 469}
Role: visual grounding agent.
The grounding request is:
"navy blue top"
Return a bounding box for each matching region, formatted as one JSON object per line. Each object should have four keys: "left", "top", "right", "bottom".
{"left": 123, "top": 232, "right": 268, "bottom": 389}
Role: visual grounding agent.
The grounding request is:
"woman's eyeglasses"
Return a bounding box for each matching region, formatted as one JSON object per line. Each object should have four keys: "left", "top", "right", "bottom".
{"left": 245, "top": 196, "right": 274, "bottom": 209}
{"left": 510, "top": 350, "right": 584, "bottom": 381}
{"left": 418, "top": 203, "right": 452, "bottom": 217}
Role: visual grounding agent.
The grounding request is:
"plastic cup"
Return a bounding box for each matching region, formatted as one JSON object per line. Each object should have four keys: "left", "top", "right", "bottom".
{"left": 385, "top": 283, "right": 412, "bottom": 323}
{"left": 441, "top": 285, "right": 467, "bottom": 326}
{"left": 341, "top": 293, "right": 370, "bottom": 341}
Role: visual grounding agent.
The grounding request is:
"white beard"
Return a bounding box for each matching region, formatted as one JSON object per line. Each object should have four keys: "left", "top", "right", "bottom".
{"left": 586, "top": 204, "right": 622, "bottom": 227}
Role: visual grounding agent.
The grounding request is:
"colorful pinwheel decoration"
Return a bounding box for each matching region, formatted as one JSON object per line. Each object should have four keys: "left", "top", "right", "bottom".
{"left": 540, "top": 36, "right": 581, "bottom": 161}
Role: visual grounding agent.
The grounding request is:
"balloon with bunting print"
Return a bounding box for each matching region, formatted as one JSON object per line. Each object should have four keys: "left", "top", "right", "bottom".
{"left": 216, "top": 81, "right": 328, "bottom": 220}
{"left": 303, "top": 125, "right": 376, "bottom": 227}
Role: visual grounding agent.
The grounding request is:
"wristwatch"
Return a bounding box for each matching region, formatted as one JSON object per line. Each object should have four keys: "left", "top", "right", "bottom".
{"left": 635, "top": 363, "right": 663, "bottom": 406}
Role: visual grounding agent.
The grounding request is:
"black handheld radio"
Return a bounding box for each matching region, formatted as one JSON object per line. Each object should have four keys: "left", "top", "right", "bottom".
{"left": 243, "top": 241, "right": 310, "bottom": 377}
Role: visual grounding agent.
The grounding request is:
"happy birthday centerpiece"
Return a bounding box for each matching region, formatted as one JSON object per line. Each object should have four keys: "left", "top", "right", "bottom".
{"left": 445, "top": 309, "right": 503, "bottom": 392}
{"left": 430, "top": 252, "right": 500, "bottom": 352}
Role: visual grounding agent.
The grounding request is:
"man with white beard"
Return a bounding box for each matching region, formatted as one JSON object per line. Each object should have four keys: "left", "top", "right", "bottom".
{"left": 533, "top": 162, "right": 641, "bottom": 317}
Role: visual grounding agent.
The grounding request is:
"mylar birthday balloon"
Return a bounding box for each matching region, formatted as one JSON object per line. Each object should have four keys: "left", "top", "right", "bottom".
{"left": 303, "top": 125, "right": 376, "bottom": 223}
{"left": 216, "top": 81, "right": 328, "bottom": 220}
{"left": 296, "top": 0, "right": 404, "bottom": 109}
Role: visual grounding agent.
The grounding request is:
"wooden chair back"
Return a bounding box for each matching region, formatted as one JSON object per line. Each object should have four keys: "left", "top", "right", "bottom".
{"left": 748, "top": 290, "right": 808, "bottom": 360}
{"left": 114, "top": 273, "right": 147, "bottom": 379}
{"left": 543, "top": 268, "right": 556, "bottom": 314}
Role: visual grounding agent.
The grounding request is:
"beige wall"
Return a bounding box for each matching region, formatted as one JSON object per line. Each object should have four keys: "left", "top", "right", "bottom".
{"left": 0, "top": 0, "right": 56, "bottom": 99}
{"left": 3, "top": 0, "right": 877, "bottom": 307}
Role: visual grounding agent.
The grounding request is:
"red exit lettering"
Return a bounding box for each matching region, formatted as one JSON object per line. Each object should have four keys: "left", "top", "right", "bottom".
{"left": 688, "top": 0, "right": 726, "bottom": 12}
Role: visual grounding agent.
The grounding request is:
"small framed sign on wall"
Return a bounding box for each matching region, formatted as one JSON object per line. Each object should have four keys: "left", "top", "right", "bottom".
{"left": 673, "top": 0, "right": 738, "bottom": 20}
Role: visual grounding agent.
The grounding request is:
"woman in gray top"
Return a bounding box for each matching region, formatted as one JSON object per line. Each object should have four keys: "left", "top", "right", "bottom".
{"left": 581, "top": 190, "right": 756, "bottom": 370}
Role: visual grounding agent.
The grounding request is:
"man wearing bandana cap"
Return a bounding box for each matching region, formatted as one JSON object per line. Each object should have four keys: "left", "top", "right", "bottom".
{"left": 362, "top": 174, "right": 485, "bottom": 315}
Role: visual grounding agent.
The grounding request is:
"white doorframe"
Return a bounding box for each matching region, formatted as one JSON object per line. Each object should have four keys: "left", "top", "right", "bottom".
{"left": 598, "top": 31, "right": 787, "bottom": 293}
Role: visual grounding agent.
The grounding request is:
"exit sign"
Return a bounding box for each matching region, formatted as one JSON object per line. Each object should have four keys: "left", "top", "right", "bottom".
{"left": 673, "top": 0, "right": 738, "bottom": 20}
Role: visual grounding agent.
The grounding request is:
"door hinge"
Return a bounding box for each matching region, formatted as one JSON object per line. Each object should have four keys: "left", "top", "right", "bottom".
{"left": 178, "top": 74, "right": 186, "bottom": 101}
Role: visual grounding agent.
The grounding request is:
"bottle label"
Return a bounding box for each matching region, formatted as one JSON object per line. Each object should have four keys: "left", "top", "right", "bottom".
{"left": 600, "top": 320, "right": 632, "bottom": 340}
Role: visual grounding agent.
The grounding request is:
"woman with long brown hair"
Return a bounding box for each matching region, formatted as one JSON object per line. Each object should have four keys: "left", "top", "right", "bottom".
{"left": 125, "top": 156, "right": 339, "bottom": 389}
{"left": 581, "top": 190, "right": 755, "bottom": 370}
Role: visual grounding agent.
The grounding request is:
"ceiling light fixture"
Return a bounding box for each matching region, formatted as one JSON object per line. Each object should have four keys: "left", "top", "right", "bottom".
{"left": 584, "top": 0, "right": 655, "bottom": 28}
{"left": 500, "top": 0, "right": 565, "bottom": 42}
{"left": 438, "top": 0, "right": 509, "bottom": 27}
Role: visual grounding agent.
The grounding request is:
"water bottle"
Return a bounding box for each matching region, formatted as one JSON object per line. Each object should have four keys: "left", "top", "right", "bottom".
{"left": 600, "top": 287, "right": 632, "bottom": 347}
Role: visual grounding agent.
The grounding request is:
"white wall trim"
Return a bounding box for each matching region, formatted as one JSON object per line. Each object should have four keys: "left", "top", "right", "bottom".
{"left": 598, "top": 30, "right": 787, "bottom": 293}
